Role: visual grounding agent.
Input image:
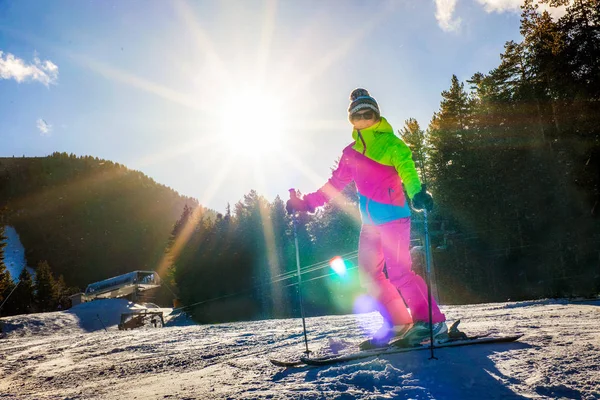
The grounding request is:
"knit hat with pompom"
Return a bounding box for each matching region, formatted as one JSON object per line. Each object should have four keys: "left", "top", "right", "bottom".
{"left": 348, "top": 88, "right": 380, "bottom": 117}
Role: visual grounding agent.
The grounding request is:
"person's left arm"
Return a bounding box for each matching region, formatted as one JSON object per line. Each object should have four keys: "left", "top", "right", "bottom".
{"left": 389, "top": 138, "right": 422, "bottom": 200}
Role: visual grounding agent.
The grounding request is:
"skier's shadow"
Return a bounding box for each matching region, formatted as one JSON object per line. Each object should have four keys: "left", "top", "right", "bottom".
{"left": 377, "top": 342, "right": 533, "bottom": 400}
{"left": 274, "top": 341, "right": 560, "bottom": 400}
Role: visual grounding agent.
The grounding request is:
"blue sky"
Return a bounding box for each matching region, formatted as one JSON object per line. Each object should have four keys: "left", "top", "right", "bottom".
{"left": 0, "top": 0, "right": 566, "bottom": 213}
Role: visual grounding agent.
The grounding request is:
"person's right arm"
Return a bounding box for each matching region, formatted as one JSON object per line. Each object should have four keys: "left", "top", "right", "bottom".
{"left": 302, "top": 146, "right": 354, "bottom": 211}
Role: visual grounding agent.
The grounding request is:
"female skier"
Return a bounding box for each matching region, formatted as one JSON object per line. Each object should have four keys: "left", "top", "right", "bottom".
{"left": 286, "top": 88, "right": 446, "bottom": 347}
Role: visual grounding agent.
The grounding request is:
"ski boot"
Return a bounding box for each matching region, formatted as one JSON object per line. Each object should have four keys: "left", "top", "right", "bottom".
{"left": 398, "top": 320, "right": 448, "bottom": 346}
{"left": 359, "top": 323, "right": 413, "bottom": 351}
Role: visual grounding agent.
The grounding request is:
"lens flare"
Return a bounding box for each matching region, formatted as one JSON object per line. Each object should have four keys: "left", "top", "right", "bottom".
{"left": 353, "top": 294, "right": 387, "bottom": 338}
{"left": 330, "top": 256, "right": 347, "bottom": 277}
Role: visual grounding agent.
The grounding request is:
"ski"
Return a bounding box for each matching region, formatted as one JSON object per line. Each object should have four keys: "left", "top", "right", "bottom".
{"left": 298, "top": 334, "right": 523, "bottom": 366}
{"left": 270, "top": 353, "right": 339, "bottom": 367}
{"left": 269, "top": 359, "right": 306, "bottom": 367}
{"left": 269, "top": 321, "right": 521, "bottom": 368}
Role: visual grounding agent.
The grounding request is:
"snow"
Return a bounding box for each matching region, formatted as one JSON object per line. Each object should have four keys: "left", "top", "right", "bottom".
{"left": 0, "top": 299, "right": 156, "bottom": 337}
{"left": 1, "top": 225, "right": 36, "bottom": 283}
{"left": 1, "top": 298, "right": 599, "bottom": 399}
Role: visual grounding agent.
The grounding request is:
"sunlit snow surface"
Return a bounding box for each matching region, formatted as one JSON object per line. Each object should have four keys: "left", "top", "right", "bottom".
{"left": 1, "top": 298, "right": 599, "bottom": 399}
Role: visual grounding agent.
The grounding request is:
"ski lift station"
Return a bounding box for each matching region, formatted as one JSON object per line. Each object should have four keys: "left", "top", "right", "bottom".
{"left": 70, "top": 271, "right": 161, "bottom": 306}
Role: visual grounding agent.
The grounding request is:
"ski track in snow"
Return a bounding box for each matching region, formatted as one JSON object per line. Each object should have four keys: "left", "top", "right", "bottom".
{"left": 0, "top": 298, "right": 599, "bottom": 399}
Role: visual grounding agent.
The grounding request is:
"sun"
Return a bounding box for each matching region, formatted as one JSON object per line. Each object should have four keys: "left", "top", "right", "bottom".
{"left": 217, "top": 87, "right": 288, "bottom": 158}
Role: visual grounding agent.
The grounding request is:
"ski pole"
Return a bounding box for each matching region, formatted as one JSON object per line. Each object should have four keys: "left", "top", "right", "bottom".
{"left": 97, "top": 314, "right": 108, "bottom": 333}
{"left": 289, "top": 189, "right": 311, "bottom": 357}
{"left": 423, "top": 205, "right": 437, "bottom": 360}
{"left": 410, "top": 129, "right": 438, "bottom": 360}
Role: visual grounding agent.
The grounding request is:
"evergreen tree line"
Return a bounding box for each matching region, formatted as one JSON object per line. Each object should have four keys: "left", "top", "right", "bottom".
{"left": 417, "top": 0, "right": 600, "bottom": 302}
{"left": 168, "top": 185, "right": 364, "bottom": 324}
{"left": 0, "top": 226, "right": 72, "bottom": 316}
{"left": 1, "top": 1, "right": 597, "bottom": 321}
{"left": 0, "top": 153, "right": 200, "bottom": 292}
{"left": 170, "top": 0, "right": 599, "bottom": 323}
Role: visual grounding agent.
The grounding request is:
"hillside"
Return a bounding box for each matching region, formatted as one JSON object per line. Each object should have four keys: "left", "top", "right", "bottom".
{"left": 0, "top": 153, "right": 206, "bottom": 291}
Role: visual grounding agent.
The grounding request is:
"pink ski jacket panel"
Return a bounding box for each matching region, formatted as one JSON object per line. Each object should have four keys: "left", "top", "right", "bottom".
{"left": 304, "top": 117, "right": 422, "bottom": 225}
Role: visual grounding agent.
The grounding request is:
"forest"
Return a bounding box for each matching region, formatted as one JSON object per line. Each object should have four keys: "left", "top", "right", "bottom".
{"left": 1, "top": 0, "right": 598, "bottom": 322}
{"left": 168, "top": 0, "right": 600, "bottom": 322}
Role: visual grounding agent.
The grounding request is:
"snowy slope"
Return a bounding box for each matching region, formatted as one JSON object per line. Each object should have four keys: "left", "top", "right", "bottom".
{"left": 0, "top": 299, "right": 163, "bottom": 337}
{"left": 1, "top": 226, "right": 35, "bottom": 283}
{"left": 0, "top": 298, "right": 599, "bottom": 399}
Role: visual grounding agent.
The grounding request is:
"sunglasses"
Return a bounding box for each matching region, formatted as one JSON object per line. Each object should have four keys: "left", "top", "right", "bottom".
{"left": 351, "top": 111, "right": 375, "bottom": 121}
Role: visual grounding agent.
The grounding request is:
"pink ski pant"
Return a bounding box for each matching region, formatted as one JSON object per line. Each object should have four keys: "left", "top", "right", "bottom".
{"left": 358, "top": 218, "right": 445, "bottom": 324}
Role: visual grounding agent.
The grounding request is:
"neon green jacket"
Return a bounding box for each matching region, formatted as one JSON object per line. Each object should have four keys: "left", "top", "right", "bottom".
{"left": 305, "top": 117, "right": 422, "bottom": 224}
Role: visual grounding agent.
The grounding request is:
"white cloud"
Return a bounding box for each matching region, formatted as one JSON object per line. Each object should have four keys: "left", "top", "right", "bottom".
{"left": 475, "top": 0, "right": 570, "bottom": 20}
{"left": 475, "top": 0, "right": 522, "bottom": 12}
{"left": 37, "top": 119, "right": 52, "bottom": 136}
{"left": 435, "top": 0, "right": 462, "bottom": 32}
{"left": 0, "top": 51, "right": 59, "bottom": 86}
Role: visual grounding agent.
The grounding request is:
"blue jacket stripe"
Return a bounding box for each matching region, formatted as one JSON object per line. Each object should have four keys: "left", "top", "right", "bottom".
{"left": 358, "top": 193, "right": 411, "bottom": 225}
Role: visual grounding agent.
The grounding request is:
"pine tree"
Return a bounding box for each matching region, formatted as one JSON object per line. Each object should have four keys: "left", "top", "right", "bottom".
{"left": 0, "top": 225, "right": 16, "bottom": 316}
{"left": 269, "top": 196, "right": 292, "bottom": 317}
{"left": 399, "top": 118, "right": 428, "bottom": 181}
{"left": 165, "top": 204, "right": 194, "bottom": 285}
{"left": 171, "top": 204, "right": 193, "bottom": 239}
{"left": 427, "top": 75, "right": 475, "bottom": 219}
{"left": 34, "top": 260, "right": 58, "bottom": 312}
{"left": 234, "top": 190, "right": 273, "bottom": 318}
{"left": 10, "top": 268, "right": 35, "bottom": 315}
{"left": 55, "top": 275, "right": 70, "bottom": 310}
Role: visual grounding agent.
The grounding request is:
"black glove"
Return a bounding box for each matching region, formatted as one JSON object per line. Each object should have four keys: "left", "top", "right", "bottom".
{"left": 412, "top": 186, "right": 434, "bottom": 212}
{"left": 286, "top": 189, "right": 314, "bottom": 214}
